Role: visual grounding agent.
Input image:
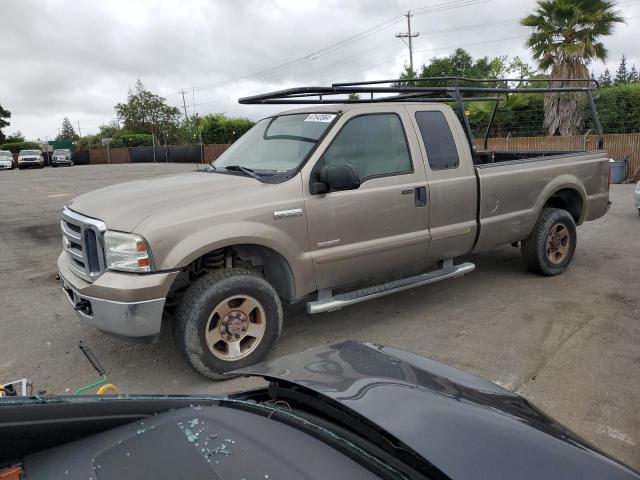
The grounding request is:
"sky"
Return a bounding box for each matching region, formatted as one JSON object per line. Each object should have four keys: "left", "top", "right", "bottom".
{"left": 1, "top": 0, "right": 639, "bottom": 141}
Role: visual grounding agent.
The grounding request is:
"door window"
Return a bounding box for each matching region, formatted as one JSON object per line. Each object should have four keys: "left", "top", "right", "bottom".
{"left": 320, "top": 113, "right": 412, "bottom": 181}
{"left": 415, "top": 111, "right": 460, "bottom": 170}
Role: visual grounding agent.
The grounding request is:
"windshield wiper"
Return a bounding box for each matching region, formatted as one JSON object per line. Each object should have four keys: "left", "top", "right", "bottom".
{"left": 224, "top": 165, "right": 261, "bottom": 180}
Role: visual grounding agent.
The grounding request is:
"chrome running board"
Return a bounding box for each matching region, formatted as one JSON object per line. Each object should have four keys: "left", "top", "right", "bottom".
{"left": 306, "top": 261, "right": 475, "bottom": 314}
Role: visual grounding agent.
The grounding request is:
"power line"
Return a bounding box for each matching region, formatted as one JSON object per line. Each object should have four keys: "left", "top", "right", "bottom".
{"left": 327, "top": 34, "right": 528, "bottom": 82}
{"left": 174, "top": 0, "right": 496, "bottom": 95}
{"left": 412, "top": 0, "right": 493, "bottom": 16}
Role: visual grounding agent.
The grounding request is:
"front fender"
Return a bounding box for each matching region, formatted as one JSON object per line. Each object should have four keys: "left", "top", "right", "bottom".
{"left": 160, "top": 220, "right": 316, "bottom": 300}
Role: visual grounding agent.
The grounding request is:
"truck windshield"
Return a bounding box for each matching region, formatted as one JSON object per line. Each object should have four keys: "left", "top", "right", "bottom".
{"left": 214, "top": 113, "right": 336, "bottom": 173}
{"left": 0, "top": 152, "right": 12, "bottom": 158}
{"left": 53, "top": 149, "right": 71, "bottom": 155}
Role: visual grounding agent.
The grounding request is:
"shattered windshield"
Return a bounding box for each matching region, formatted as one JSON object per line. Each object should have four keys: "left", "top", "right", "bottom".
{"left": 213, "top": 113, "right": 336, "bottom": 173}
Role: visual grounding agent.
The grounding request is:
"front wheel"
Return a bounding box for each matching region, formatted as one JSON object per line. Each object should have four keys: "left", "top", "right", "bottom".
{"left": 521, "top": 208, "right": 577, "bottom": 276}
{"left": 175, "top": 268, "right": 283, "bottom": 380}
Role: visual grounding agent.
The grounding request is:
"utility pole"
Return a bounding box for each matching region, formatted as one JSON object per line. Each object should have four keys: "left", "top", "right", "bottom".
{"left": 77, "top": 121, "right": 82, "bottom": 137}
{"left": 395, "top": 10, "right": 420, "bottom": 72}
{"left": 181, "top": 89, "right": 189, "bottom": 121}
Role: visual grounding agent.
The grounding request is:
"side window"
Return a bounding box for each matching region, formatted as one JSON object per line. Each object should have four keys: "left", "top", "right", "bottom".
{"left": 415, "top": 111, "right": 460, "bottom": 170}
{"left": 320, "top": 113, "right": 412, "bottom": 180}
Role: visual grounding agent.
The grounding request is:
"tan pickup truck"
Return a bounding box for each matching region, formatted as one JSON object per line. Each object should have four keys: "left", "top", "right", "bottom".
{"left": 58, "top": 80, "right": 610, "bottom": 378}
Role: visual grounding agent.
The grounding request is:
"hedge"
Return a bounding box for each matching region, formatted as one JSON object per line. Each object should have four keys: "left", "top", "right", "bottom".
{"left": 0, "top": 141, "right": 40, "bottom": 153}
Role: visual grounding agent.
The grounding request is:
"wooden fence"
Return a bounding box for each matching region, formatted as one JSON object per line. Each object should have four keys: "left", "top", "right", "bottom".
{"left": 475, "top": 133, "right": 640, "bottom": 180}
{"left": 85, "top": 144, "right": 231, "bottom": 165}
{"left": 77, "top": 134, "right": 640, "bottom": 180}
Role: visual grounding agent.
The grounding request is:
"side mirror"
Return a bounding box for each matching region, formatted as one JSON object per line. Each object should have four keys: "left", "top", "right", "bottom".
{"left": 318, "top": 164, "right": 360, "bottom": 192}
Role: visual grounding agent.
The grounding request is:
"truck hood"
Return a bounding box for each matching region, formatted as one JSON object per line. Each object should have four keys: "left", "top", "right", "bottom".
{"left": 235, "top": 341, "right": 638, "bottom": 480}
{"left": 67, "top": 171, "right": 257, "bottom": 232}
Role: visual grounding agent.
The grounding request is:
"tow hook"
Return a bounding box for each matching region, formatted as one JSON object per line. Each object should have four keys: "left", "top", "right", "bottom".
{"left": 74, "top": 300, "right": 91, "bottom": 311}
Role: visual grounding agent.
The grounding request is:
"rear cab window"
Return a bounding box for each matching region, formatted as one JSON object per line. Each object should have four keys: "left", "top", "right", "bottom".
{"left": 415, "top": 111, "right": 460, "bottom": 170}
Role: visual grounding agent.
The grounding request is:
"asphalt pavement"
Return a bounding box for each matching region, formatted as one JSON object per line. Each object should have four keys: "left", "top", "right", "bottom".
{"left": 0, "top": 163, "right": 638, "bottom": 469}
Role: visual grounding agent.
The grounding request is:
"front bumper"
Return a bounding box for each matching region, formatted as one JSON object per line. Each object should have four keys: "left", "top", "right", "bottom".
{"left": 52, "top": 159, "right": 72, "bottom": 165}
{"left": 0, "top": 163, "right": 12, "bottom": 169}
{"left": 58, "top": 253, "right": 177, "bottom": 338}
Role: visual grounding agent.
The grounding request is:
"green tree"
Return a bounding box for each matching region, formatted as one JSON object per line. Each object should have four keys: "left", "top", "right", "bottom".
{"left": 199, "top": 114, "right": 254, "bottom": 144}
{"left": 599, "top": 67, "right": 613, "bottom": 86}
{"left": 615, "top": 54, "right": 628, "bottom": 84}
{"left": 397, "top": 49, "right": 516, "bottom": 87}
{"left": 629, "top": 65, "right": 639, "bottom": 84}
{"left": 56, "top": 117, "right": 78, "bottom": 141}
{"left": 98, "top": 121, "right": 121, "bottom": 138}
{"left": 115, "top": 79, "right": 181, "bottom": 136}
{"left": 175, "top": 114, "right": 202, "bottom": 144}
{"left": 5, "top": 130, "right": 24, "bottom": 142}
{"left": 0, "top": 103, "right": 11, "bottom": 144}
{"left": 521, "top": 0, "right": 624, "bottom": 135}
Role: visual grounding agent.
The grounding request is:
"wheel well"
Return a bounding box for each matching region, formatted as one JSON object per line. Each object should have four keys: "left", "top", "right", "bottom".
{"left": 544, "top": 189, "right": 583, "bottom": 223}
{"left": 168, "top": 244, "right": 296, "bottom": 304}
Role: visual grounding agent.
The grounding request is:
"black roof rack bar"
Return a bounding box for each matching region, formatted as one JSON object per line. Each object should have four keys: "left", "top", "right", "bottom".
{"left": 237, "top": 78, "right": 603, "bottom": 151}
{"left": 333, "top": 76, "right": 599, "bottom": 88}
{"left": 238, "top": 85, "right": 595, "bottom": 105}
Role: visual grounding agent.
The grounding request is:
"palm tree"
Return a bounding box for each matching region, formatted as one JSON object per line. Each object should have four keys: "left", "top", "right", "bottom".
{"left": 521, "top": 0, "right": 624, "bottom": 135}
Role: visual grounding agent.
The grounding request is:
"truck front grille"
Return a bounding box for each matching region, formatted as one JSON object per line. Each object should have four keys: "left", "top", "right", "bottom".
{"left": 61, "top": 207, "right": 107, "bottom": 282}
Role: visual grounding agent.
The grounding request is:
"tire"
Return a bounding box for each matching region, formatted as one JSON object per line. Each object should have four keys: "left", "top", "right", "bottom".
{"left": 521, "top": 208, "right": 577, "bottom": 276}
{"left": 174, "top": 268, "right": 283, "bottom": 380}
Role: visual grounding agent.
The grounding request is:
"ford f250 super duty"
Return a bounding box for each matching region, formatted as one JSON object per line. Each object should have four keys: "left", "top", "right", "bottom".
{"left": 58, "top": 79, "right": 611, "bottom": 379}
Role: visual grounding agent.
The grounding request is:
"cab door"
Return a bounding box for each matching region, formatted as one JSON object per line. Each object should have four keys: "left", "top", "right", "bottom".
{"left": 302, "top": 106, "right": 430, "bottom": 290}
{"left": 405, "top": 105, "right": 478, "bottom": 262}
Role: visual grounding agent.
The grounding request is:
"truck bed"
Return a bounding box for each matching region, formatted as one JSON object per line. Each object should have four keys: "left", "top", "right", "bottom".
{"left": 474, "top": 150, "right": 585, "bottom": 165}
{"left": 472, "top": 150, "right": 610, "bottom": 252}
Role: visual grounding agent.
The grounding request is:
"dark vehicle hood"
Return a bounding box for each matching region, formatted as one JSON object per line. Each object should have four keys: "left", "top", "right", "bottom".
{"left": 236, "top": 341, "right": 638, "bottom": 480}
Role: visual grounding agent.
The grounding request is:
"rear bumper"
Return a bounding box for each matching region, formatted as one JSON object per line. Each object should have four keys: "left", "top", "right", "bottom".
{"left": 57, "top": 253, "right": 177, "bottom": 338}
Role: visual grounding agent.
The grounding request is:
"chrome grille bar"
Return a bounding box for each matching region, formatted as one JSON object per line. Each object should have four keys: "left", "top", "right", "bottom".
{"left": 61, "top": 207, "right": 107, "bottom": 282}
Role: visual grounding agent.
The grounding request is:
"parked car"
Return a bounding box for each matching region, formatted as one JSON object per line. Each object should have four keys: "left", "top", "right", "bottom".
{"left": 17, "top": 149, "right": 44, "bottom": 169}
{"left": 51, "top": 148, "right": 73, "bottom": 167}
{"left": 635, "top": 181, "right": 640, "bottom": 215}
{"left": 57, "top": 80, "right": 611, "bottom": 379}
{"left": 0, "top": 150, "right": 13, "bottom": 170}
{"left": 1, "top": 342, "right": 639, "bottom": 480}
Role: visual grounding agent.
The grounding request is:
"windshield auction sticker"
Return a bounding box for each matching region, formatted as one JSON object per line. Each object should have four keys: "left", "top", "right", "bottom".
{"left": 304, "top": 113, "right": 336, "bottom": 122}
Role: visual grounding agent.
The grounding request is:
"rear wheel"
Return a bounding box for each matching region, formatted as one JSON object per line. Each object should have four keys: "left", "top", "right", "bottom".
{"left": 521, "top": 208, "right": 577, "bottom": 276}
{"left": 174, "top": 268, "right": 283, "bottom": 380}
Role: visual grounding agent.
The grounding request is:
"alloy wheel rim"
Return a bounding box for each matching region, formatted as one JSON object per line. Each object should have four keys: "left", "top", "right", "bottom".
{"left": 205, "top": 295, "right": 266, "bottom": 361}
{"left": 546, "top": 223, "right": 570, "bottom": 264}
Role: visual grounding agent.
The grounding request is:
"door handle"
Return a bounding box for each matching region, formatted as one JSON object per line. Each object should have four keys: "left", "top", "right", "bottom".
{"left": 414, "top": 186, "right": 427, "bottom": 207}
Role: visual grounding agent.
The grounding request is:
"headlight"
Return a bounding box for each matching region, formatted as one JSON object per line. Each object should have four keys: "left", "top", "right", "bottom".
{"left": 636, "top": 182, "right": 640, "bottom": 193}
{"left": 104, "top": 231, "right": 153, "bottom": 272}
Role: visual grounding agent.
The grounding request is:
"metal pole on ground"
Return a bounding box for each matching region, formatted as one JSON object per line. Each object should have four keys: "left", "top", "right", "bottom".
{"left": 152, "top": 132, "right": 157, "bottom": 163}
